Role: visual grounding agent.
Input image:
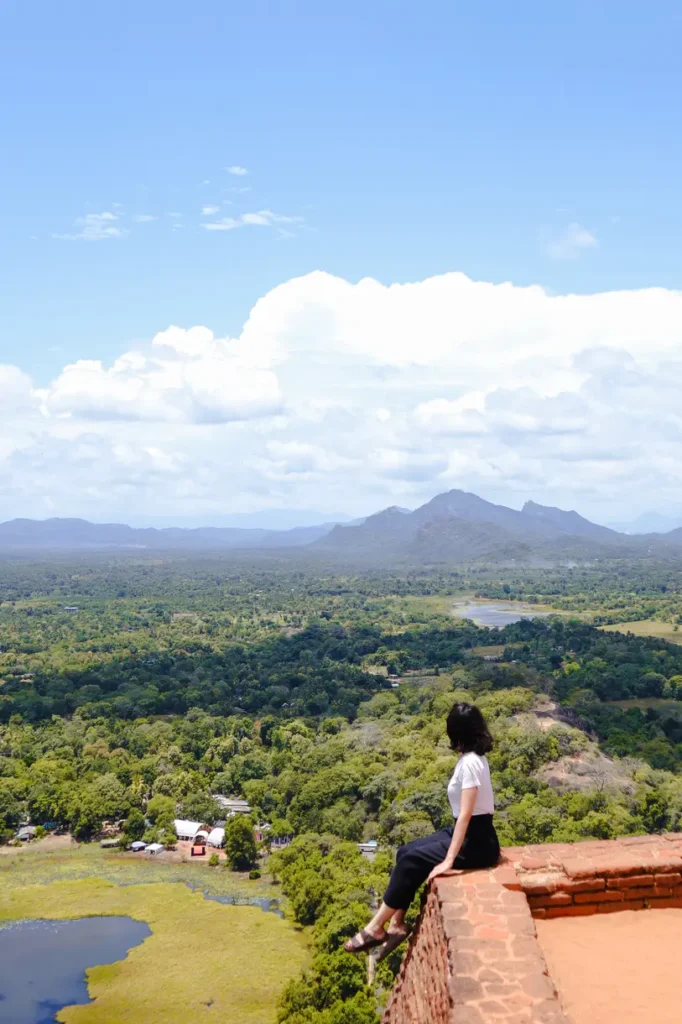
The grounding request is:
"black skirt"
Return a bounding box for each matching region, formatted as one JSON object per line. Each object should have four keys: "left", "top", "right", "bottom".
{"left": 383, "top": 814, "right": 500, "bottom": 911}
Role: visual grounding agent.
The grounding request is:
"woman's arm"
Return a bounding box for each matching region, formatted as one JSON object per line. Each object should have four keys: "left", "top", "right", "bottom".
{"left": 427, "top": 785, "right": 478, "bottom": 882}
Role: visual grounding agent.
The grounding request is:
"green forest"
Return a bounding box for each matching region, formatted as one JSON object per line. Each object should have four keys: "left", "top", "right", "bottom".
{"left": 3, "top": 554, "right": 682, "bottom": 1022}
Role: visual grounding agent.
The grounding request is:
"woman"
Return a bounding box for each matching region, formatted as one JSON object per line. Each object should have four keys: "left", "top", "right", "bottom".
{"left": 344, "top": 701, "right": 500, "bottom": 959}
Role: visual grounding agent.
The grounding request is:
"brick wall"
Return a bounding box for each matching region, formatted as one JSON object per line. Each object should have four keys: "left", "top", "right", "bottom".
{"left": 382, "top": 833, "right": 682, "bottom": 1024}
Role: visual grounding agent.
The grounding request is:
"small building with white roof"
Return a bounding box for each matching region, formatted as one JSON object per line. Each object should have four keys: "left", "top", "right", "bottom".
{"left": 206, "top": 827, "right": 225, "bottom": 848}
{"left": 173, "top": 819, "right": 202, "bottom": 841}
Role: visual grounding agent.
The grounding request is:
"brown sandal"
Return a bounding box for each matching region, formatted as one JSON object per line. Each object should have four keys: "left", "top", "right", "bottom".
{"left": 376, "top": 926, "right": 412, "bottom": 961}
{"left": 344, "top": 928, "right": 386, "bottom": 954}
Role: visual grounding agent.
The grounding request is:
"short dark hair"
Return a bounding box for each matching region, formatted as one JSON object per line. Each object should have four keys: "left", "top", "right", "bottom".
{"left": 446, "top": 702, "right": 493, "bottom": 755}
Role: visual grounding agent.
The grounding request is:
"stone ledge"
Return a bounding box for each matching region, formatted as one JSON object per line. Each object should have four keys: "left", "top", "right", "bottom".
{"left": 500, "top": 833, "right": 682, "bottom": 916}
{"left": 382, "top": 833, "right": 682, "bottom": 1024}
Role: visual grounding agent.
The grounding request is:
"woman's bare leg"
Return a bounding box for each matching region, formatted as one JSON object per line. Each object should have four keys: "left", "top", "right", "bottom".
{"left": 387, "top": 908, "right": 409, "bottom": 935}
{"left": 364, "top": 901, "right": 398, "bottom": 937}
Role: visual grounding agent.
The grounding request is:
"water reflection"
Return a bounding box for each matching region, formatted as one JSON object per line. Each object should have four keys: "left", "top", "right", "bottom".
{"left": 456, "top": 602, "right": 549, "bottom": 628}
{"left": 0, "top": 917, "right": 150, "bottom": 1023}
{"left": 203, "top": 893, "right": 284, "bottom": 918}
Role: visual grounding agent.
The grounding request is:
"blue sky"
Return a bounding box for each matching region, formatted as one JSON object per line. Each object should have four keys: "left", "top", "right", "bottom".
{"left": 2, "top": 2, "right": 682, "bottom": 524}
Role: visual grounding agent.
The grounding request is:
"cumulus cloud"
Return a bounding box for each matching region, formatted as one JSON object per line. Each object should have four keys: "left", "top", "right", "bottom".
{"left": 201, "top": 205, "right": 221, "bottom": 215}
{"left": 54, "top": 212, "right": 128, "bottom": 241}
{"left": 202, "top": 210, "right": 302, "bottom": 233}
{"left": 4, "top": 270, "right": 682, "bottom": 521}
{"left": 226, "top": 165, "right": 248, "bottom": 176}
{"left": 133, "top": 214, "right": 156, "bottom": 223}
{"left": 548, "top": 222, "right": 598, "bottom": 260}
{"left": 43, "top": 326, "right": 282, "bottom": 425}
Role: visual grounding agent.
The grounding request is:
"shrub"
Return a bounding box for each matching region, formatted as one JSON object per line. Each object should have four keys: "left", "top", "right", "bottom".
{"left": 249, "top": 868, "right": 261, "bottom": 879}
{"left": 208, "top": 852, "right": 220, "bottom": 867}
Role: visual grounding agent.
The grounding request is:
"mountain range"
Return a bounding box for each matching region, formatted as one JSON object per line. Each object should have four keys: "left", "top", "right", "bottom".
{"left": 314, "top": 491, "right": 636, "bottom": 563}
{"left": 2, "top": 490, "right": 681, "bottom": 564}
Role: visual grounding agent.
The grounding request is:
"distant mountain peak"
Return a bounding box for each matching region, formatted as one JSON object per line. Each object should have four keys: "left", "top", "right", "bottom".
{"left": 520, "top": 500, "right": 618, "bottom": 540}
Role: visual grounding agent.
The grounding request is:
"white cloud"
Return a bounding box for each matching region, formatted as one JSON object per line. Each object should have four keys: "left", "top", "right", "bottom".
{"left": 54, "top": 212, "right": 128, "bottom": 241}
{"left": 4, "top": 270, "right": 682, "bottom": 521}
{"left": 202, "top": 209, "right": 303, "bottom": 233}
{"left": 201, "top": 205, "right": 221, "bottom": 215}
{"left": 134, "top": 214, "right": 156, "bottom": 223}
{"left": 226, "top": 165, "right": 248, "bottom": 176}
{"left": 43, "top": 325, "right": 282, "bottom": 425}
{"left": 548, "top": 222, "right": 598, "bottom": 260}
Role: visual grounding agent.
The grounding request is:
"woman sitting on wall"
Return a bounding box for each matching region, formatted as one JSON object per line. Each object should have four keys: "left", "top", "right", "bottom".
{"left": 344, "top": 701, "right": 500, "bottom": 959}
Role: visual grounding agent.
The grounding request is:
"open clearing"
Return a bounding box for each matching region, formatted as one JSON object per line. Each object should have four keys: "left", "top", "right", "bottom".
{"left": 0, "top": 840, "right": 274, "bottom": 897}
{"left": 604, "top": 698, "right": 682, "bottom": 715}
{"left": 0, "top": 875, "right": 309, "bottom": 1024}
{"left": 599, "top": 619, "right": 682, "bottom": 644}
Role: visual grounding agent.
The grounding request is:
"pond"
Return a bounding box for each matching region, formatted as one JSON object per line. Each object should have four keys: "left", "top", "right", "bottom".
{"left": 455, "top": 602, "right": 550, "bottom": 628}
{"left": 203, "top": 893, "right": 284, "bottom": 917}
{"left": 0, "top": 916, "right": 151, "bottom": 1023}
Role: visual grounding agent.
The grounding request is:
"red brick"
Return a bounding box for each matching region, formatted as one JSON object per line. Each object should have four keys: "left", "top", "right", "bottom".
{"left": 619, "top": 835, "right": 661, "bottom": 846}
{"left": 622, "top": 886, "right": 659, "bottom": 900}
{"left": 556, "top": 877, "right": 605, "bottom": 894}
{"left": 520, "top": 855, "right": 554, "bottom": 871}
{"left": 652, "top": 872, "right": 681, "bottom": 886}
{"left": 595, "top": 899, "right": 644, "bottom": 913}
{"left": 606, "top": 873, "right": 654, "bottom": 889}
{"left": 592, "top": 857, "right": 647, "bottom": 877}
{"left": 521, "top": 881, "right": 559, "bottom": 896}
{"left": 648, "top": 856, "right": 682, "bottom": 873}
{"left": 532, "top": 908, "right": 547, "bottom": 919}
{"left": 646, "top": 896, "right": 682, "bottom": 909}
{"left": 545, "top": 904, "right": 597, "bottom": 918}
{"left": 561, "top": 858, "right": 598, "bottom": 880}
{"left": 574, "top": 889, "right": 623, "bottom": 904}
{"left": 528, "top": 892, "right": 573, "bottom": 909}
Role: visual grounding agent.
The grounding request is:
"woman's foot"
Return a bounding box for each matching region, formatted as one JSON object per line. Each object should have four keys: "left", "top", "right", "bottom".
{"left": 343, "top": 926, "right": 386, "bottom": 953}
{"left": 376, "top": 925, "right": 412, "bottom": 961}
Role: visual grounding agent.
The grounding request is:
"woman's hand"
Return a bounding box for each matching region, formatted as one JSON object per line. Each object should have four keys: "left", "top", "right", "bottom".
{"left": 427, "top": 860, "right": 454, "bottom": 883}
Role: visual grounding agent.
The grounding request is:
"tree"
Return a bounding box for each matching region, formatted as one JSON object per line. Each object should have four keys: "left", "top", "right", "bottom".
{"left": 224, "top": 815, "right": 257, "bottom": 870}
{"left": 146, "top": 794, "right": 176, "bottom": 824}
{"left": 180, "top": 791, "right": 221, "bottom": 825}
{"left": 121, "top": 808, "right": 146, "bottom": 844}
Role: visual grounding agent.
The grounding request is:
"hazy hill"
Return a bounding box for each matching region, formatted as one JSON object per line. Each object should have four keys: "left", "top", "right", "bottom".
{"left": 5, "top": 489, "right": 682, "bottom": 563}
{"left": 521, "top": 500, "right": 622, "bottom": 543}
{"left": 314, "top": 488, "right": 659, "bottom": 564}
{"left": 0, "top": 517, "right": 336, "bottom": 551}
{"left": 412, "top": 490, "right": 559, "bottom": 538}
{"left": 609, "top": 511, "right": 682, "bottom": 535}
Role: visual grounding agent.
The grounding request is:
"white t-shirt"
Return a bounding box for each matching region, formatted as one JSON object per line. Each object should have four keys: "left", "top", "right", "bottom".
{"left": 447, "top": 751, "right": 495, "bottom": 819}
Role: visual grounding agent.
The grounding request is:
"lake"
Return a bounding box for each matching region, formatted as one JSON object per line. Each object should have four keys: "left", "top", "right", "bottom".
{"left": 0, "top": 916, "right": 151, "bottom": 1023}
{"left": 454, "top": 602, "right": 550, "bottom": 628}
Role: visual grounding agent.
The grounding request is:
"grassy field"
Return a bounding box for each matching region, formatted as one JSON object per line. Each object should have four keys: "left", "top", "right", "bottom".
{"left": 470, "top": 643, "right": 523, "bottom": 656}
{"left": 0, "top": 840, "right": 274, "bottom": 898}
{"left": 0, "top": 846, "right": 309, "bottom": 1024}
{"left": 599, "top": 620, "right": 682, "bottom": 644}
{"left": 604, "top": 698, "right": 682, "bottom": 715}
